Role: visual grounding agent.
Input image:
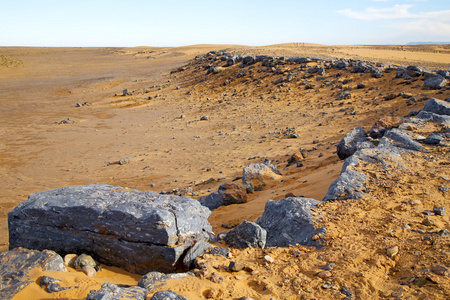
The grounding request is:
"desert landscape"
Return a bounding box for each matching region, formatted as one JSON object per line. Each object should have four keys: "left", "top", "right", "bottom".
{"left": 1, "top": 43, "right": 449, "bottom": 300}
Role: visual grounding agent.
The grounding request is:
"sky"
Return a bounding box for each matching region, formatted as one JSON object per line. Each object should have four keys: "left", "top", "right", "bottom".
{"left": 1, "top": 0, "right": 449, "bottom": 47}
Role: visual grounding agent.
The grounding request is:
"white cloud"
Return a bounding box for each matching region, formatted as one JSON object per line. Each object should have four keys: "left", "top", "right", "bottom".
{"left": 337, "top": 5, "right": 416, "bottom": 20}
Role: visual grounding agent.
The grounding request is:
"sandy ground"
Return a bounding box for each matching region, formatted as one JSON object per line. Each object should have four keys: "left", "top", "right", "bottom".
{"left": 1, "top": 44, "right": 449, "bottom": 299}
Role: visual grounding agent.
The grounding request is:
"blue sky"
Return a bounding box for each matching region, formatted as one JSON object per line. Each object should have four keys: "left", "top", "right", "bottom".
{"left": 1, "top": 0, "right": 449, "bottom": 46}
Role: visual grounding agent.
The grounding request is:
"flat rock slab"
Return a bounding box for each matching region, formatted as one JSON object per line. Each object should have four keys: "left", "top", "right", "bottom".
{"left": 8, "top": 184, "right": 212, "bottom": 275}
{"left": 0, "top": 247, "right": 66, "bottom": 300}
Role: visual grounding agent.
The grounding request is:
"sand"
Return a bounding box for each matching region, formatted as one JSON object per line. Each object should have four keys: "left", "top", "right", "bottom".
{"left": 1, "top": 43, "right": 449, "bottom": 299}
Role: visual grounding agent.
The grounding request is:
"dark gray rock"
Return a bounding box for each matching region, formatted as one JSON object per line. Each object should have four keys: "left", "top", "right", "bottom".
{"left": 424, "top": 133, "right": 443, "bottom": 145}
{"left": 416, "top": 111, "right": 450, "bottom": 124}
{"left": 433, "top": 207, "right": 446, "bottom": 216}
{"left": 224, "top": 220, "right": 266, "bottom": 249}
{"left": 0, "top": 247, "right": 67, "bottom": 300}
{"left": 323, "top": 156, "right": 368, "bottom": 201}
{"left": 8, "top": 184, "right": 212, "bottom": 275}
{"left": 150, "top": 290, "right": 189, "bottom": 300}
{"left": 138, "top": 272, "right": 192, "bottom": 291}
{"left": 209, "top": 247, "right": 230, "bottom": 257}
{"left": 336, "top": 126, "right": 370, "bottom": 160}
{"left": 382, "top": 129, "right": 427, "bottom": 152}
{"left": 424, "top": 74, "right": 447, "bottom": 89}
{"left": 182, "top": 240, "right": 211, "bottom": 269}
{"left": 256, "top": 197, "right": 325, "bottom": 248}
{"left": 200, "top": 182, "right": 247, "bottom": 211}
{"left": 86, "top": 282, "right": 147, "bottom": 300}
{"left": 335, "top": 60, "right": 349, "bottom": 70}
{"left": 422, "top": 98, "right": 450, "bottom": 116}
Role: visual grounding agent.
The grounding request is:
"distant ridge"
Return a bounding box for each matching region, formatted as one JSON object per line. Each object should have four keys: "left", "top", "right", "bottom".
{"left": 406, "top": 42, "right": 450, "bottom": 45}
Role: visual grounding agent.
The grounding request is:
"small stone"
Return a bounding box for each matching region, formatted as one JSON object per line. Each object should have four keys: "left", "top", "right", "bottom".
{"left": 437, "top": 229, "right": 450, "bottom": 237}
{"left": 207, "top": 272, "right": 225, "bottom": 284}
{"left": 228, "top": 261, "right": 245, "bottom": 272}
{"left": 341, "top": 286, "right": 354, "bottom": 296}
{"left": 119, "top": 157, "right": 132, "bottom": 165}
{"left": 321, "top": 283, "right": 333, "bottom": 289}
{"left": 433, "top": 207, "right": 446, "bottom": 216}
{"left": 391, "top": 291, "right": 404, "bottom": 297}
{"left": 413, "top": 276, "right": 427, "bottom": 287}
{"left": 386, "top": 246, "right": 399, "bottom": 258}
{"left": 422, "top": 218, "right": 436, "bottom": 226}
{"left": 431, "top": 265, "right": 449, "bottom": 276}
{"left": 318, "top": 271, "right": 332, "bottom": 278}
{"left": 73, "top": 253, "right": 97, "bottom": 270}
{"left": 64, "top": 254, "right": 77, "bottom": 267}
{"left": 321, "top": 263, "right": 336, "bottom": 271}
{"left": 402, "top": 224, "right": 411, "bottom": 230}
{"left": 81, "top": 265, "right": 97, "bottom": 277}
{"left": 409, "top": 199, "right": 421, "bottom": 206}
{"left": 200, "top": 116, "right": 209, "bottom": 121}
{"left": 264, "top": 255, "right": 274, "bottom": 263}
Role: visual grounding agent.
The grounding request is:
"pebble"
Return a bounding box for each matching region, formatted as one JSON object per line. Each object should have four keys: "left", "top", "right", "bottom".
{"left": 229, "top": 261, "right": 245, "bottom": 272}
{"left": 341, "top": 286, "right": 354, "bottom": 296}
{"left": 321, "top": 283, "right": 333, "bottom": 289}
{"left": 431, "top": 265, "right": 449, "bottom": 276}
{"left": 422, "top": 218, "right": 435, "bottom": 226}
{"left": 264, "top": 255, "right": 274, "bottom": 263}
{"left": 81, "top": 265, "right": 97, "bottom": 277}
{"left": 64, "top": 254, "right": 78, "bottom": 267}
{"left": 386, "top": 246, "right": 399, "bottom": 258}
{"left": 433, "top": 206, "right": 446, "bottom": 216}
{"left": 391, "top": 291, "right": 404, "bottom": 297}
{"left": 409, "top": 199, "right": 421, "bottom": 206}
{"left": 318, "top": 271, "right": 332, "bottom": 278}
{"left": 119, "top": 157, "right": 132, "bottom": 165}
{"left": 321, "top": 263, "right": 336, "bottom": 271}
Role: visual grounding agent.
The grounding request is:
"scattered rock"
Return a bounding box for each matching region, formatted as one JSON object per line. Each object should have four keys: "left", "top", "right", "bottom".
{"left": 422, "top": 98, "right": 450, "bottom": 116}
{"left": 64, "top": 254, "right": 77, "bottom": 267}
{"left": 73, "top": 253, "right": 97, "bottom": 270}
{"left": 150, "top": 290, "right": 189, "bottom": 300}
{"left": 200, "top": 115, "right": 209, "bottom": 121}
{"left": 242, "top": 162, "right": 280, "bottom": 191}
{"left": 224, "top": 220, "right": 266, "bottom": 249}
{"left": 0, "top": 247, "right": 67, "bottom": 300}
{"left": 119, "top": 157, "right": 132, "bottom": 165}
{"left": 386, "top": 246, "right": 399, "bottom": 257}
{"left": 369, "top": 116, "right": 404, "bottom": 139}
{"left": 86, "top": 282, "right": 147, "bottom": 300}
{"left": 431, "top": 265, "right": 449, "bottom": 276}
{"left": 200, "top": 182, "right": 247, "bottom": 211}
{"left": 138, "top": 272, "right": 193, "bottom": 291}
{"left": 257, "top": 197, "right": 326, "bottom": 248}
{"left": 433, "top": 207, "right": 446, "bottom": 216}
{"left": 209, "top": 247, "right": 231, "bottom": 258}
{"left": 336, "top": 126, "right": 371, "bottom": 160}
{"left": 424, "top": 74, "right": 447, "bottom": 89}
{"left": 264, "top": 255, "right": 274, "bottom": 263}
{"left": 182, "top": 240, "right": 212, "bottom": 269}
{"left": 228, "top": 261, "right": 245, "bottom": 272}
{"left": 317, "top": 271, "right": 332, "bottom": 278}
{"left": 81, "top": 265, "right": 97, "bottom": 277}
{"left": 422, "top": 218, "right": 436, "bottom": 226}
{"left": 424, "top": 133, "right": 442, "bottom": 145}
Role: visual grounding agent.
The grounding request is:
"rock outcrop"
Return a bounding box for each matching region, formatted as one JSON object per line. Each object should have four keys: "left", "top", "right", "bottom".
{"left": 256, "top": 197, "right": 325, "bottom": 248}
{"left": 336, "top": 126, "right": 372, "bottom": 160}
{"left": 86, "top": 282, "right": 147, "bottom": 300}
{"left": 8, "top": 184, "right": 212, "bottom": 275}
{"left": 0, "top": 247, "right": 67, "bottom": 300}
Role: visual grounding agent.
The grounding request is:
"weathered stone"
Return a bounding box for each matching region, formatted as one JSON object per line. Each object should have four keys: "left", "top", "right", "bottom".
{"left": 422, "top": 98, "right": 450, "bottom": 116}
{"left": 431, "top": 265, "right": 449, "bottom": 276}
{"left": 64, "top": 254, "right": 77, "bottom": 267}
{"left": 228, "top": 261, "right": 245, "bottom": 272}
{"left": 256, "top": 197, "right": 326, "bottom": 248}
{"left": 386, "top": 246, "right": 399, "bottom": 257}
{"left": 86, "top": 282, "right": 147, "bottom": 300}
{"left": 242, "top": 163, "right": 280, "bottom": 191}
{"left": 369, "top": 116, "right": 404, "bottom": 139}
{"left": 82, "top": 265, "right": 97, "bottom": 277}
{"left": 224, "top": 220, "right": 266, "bottom": 249}
{"left": 8, "top": 184, "right": 212, "bottom": 275}
{"left": 138, "top": 272, "right": 193, "bottom": 291}
{"left": 433, "top": 206, "right": 446, "bottom": 216}
{"left": 119, "top": 157, "right": 132, "bottom": 165}
{"left": 73, "top": 253, "right": 97, "bottom": 270}
{"left": 382, "top": 129, "right": 427, "bottom": 152}
{"left": 200, "top": 182, "right": 247, "bottom": 211}
{"left": 424, "top": 74, "right": 447, "bottom": 89}
{"left": 424, "top": 133, "right": 443, "bottom": 145}
{"left": 182, "top": 240, "right": 212, "bottom": 269}
{"left": 336, "top": 126, "right": 370, "bottom": 160}
{"left": 150, "top": 290, "right": 189, "bottom": 300}
{"left": 0, "top": 247, "right": 66, "bottom": 300}
{"left": 209, "top": 247, "right": 230, "bottom": 258}
{"left": 287, "top": 151, "right": 303, "bottom": 166}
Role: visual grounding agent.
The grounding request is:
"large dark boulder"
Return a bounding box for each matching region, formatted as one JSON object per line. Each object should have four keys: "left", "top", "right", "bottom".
{"left": 8, "top": 184, "right": 212, "bottom": 275}
{"left": 224, "top": 220, "right": 266, "bottom": 248}
{"left": 424, "top": 74, "right": 447, "bottom": 89}
{"left": 0, "top": 247, "right": 66, "bottom": 300}
{"left": 336, "top": 126, "right": 371, "bottom": 160}
{"left": 256, "top": 197, "right": 325, "bottom": 248}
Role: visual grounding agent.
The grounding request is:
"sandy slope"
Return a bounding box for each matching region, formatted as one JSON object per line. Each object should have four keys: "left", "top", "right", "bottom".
{"left": 1, "top": 44, "right": 449, "bottom": 299}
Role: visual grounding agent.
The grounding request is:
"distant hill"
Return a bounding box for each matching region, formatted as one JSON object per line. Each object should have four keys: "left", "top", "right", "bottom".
{"left": 406, "top": 42, "right": 450, "bottom": 45}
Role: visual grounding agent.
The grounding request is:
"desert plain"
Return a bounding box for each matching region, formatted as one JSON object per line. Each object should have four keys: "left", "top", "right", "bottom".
{"left": 0, "top": 43, "right": 449, "bottom": 299}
